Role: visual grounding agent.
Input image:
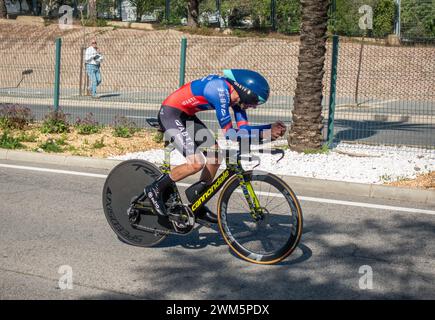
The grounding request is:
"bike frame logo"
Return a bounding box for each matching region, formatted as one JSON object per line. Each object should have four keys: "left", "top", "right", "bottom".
{"left": 191, "top": 170, "right": 230, "bottom": 211}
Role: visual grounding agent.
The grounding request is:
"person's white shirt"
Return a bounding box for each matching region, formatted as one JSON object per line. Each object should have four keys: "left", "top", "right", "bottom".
{"left": 85, "top": 46, "right": 103, "bottom": 65}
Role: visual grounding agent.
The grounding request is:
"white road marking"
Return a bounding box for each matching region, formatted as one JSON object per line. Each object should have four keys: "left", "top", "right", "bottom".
{"left": 0, "top": 163, "right": 434, "bottom": 215}
{"left": 0, "top": 163, "right": 108, "bottom": 179}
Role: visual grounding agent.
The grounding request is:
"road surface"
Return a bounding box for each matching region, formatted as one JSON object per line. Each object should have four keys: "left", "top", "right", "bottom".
{"left": 0, "top": 160, "right": 434, "bottom": 299}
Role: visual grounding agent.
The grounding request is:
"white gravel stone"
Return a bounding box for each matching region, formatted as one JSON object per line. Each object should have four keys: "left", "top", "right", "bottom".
{"left": 109, "top": 142, "right": 435, "bottom": 184}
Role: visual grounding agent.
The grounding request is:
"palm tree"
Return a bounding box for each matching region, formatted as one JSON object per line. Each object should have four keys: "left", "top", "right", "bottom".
{"left": 288, "top": 0, "right": 330, "bottom": 152}
{"left": 0, "top": 0, "right": 7, "bottom": 19}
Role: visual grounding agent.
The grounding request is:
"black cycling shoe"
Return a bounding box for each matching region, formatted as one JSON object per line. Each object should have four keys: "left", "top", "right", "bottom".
{"left": 195, "top": 206, "right": 218, "bottom": 224}
{"left": 145, "top": 183, "right": 167, "bottom": 217}
{"left": 144, "top": 174, "right": 174, "bottom": 217}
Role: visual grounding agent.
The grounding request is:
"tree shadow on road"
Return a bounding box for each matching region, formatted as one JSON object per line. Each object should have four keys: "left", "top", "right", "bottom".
{"left": 81, "top": 212, "right": 435, "bottom": 300}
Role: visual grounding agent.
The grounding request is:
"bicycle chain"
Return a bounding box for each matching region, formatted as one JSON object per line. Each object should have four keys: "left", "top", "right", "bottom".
{"left": 132, "top": 215, "right": 212, "bottom": 236}
{"left": 129, "top": 193, "right": 213, "bottom": 236}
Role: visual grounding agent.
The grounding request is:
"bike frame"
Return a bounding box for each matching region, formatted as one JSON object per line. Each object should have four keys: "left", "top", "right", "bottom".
{"left": 160, "top": 143, "right": 263, "bottom": 219}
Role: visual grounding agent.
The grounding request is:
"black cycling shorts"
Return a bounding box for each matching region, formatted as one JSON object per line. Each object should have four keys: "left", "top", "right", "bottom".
{"left": 158, "top": 105, "right": 217, "bottom": 158}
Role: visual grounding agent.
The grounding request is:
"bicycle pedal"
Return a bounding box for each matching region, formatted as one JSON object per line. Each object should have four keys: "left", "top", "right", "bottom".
{"left": 168, "top": 213, "right": 184, "bottom": 222}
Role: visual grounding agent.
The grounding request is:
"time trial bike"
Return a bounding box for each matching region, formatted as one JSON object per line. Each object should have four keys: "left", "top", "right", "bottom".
{"left": 102, "top": 118, "right": 303, "bottom": 264}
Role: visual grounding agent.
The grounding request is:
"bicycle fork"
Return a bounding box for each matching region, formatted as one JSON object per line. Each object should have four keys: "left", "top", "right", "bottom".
{"left": 237, "top": 172, "right": 263, "bottom": 221}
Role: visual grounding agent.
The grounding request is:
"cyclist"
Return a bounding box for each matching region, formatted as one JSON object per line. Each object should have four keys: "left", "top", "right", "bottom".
{"left": 145, "top": 69, "right": 286, "bottom": 223}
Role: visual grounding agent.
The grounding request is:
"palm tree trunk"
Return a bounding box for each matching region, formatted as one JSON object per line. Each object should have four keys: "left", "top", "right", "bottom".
{"left": 288, "top": 0, "right": 330, "bottom": 152}
{"left": 88, "top": 0, "right": 97, "bottom": 24}
{"left": 0, "top": 0, "right": 8, "bottom": 19}
{"left": 187, "top": 0, "right": 199, "bottom": 27}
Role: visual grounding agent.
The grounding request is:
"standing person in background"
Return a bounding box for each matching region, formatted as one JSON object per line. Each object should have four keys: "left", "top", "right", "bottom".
{"left": 85, "top": 39, "right": 103, "bottom": 98}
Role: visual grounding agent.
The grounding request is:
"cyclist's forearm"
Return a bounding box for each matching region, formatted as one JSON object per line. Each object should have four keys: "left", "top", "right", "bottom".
{"left": 224, "top": 127, "right": 267, "bottom": 142}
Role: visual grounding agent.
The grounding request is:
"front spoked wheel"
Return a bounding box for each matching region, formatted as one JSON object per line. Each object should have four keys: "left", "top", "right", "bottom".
{"left": 217, "top": 171, "right": 303, "bottom": 264}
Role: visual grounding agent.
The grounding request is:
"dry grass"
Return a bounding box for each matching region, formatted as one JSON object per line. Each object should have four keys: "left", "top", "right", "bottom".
{"left": 0, "top": 124, "right": 163, "bottom": 158}
{"left": 387, "top": 171, "right": 435, "bottom": 190}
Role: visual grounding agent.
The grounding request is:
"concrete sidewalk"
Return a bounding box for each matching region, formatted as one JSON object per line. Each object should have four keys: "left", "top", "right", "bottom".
{"left": 1, "top": 149, "right": 434, "bottom": 205}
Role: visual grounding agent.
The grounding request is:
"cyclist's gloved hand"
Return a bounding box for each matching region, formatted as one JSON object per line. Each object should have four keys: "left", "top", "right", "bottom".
{"left": 270, "top": 121, "right": 286, "bottom": 140}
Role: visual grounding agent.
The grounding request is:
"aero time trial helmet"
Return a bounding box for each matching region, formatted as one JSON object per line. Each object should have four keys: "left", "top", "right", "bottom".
{"left": 223, "top": 69, "right": 270, "bottom": 105}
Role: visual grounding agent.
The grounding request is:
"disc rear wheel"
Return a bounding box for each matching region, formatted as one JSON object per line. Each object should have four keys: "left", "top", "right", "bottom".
{"left": 102, "top": 159, "right": 172, "bottom": 247}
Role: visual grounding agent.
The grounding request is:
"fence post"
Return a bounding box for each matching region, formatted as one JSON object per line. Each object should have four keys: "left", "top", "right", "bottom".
{"left": 54, "top": 38, "right": 62, "bottom": 113}
{"left": 179, "top": 37, "right": 187, "bottom": 87}
{"left": 394, "top": 0, "right": 401, "bottom": 38}
{"left": 165, "top": 0, "right": 170, "bottom": 22}
{"left": 270, "top": 0, "right": 276, "bottom": 31}
{"left": 326, "top": 35, "right": 339, "bottom": 147}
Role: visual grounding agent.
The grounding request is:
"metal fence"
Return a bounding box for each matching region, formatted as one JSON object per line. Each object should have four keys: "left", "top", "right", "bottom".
{"left": 327, "top": 37, "right": 435, "bottom": 150}
{"left": 0, "top": 29, "right": 434, "bottom": 152}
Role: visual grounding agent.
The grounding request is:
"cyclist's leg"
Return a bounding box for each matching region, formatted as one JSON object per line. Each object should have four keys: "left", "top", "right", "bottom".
{"left": 144, "top": 106, "right": 201, "bottom": 216}
{"left": 158, "top": 106, "right": 206, "bottom": 182}
{"left": 183, "top": 116, "right": 220, "bottom": 223}
{"left": 192, "top": 116, "right": 222, "bottom": 184}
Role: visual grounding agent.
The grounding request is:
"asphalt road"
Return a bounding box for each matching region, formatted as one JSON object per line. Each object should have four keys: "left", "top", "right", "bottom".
{"left": 0, "top": 159, "right": 434, "bottom": 299}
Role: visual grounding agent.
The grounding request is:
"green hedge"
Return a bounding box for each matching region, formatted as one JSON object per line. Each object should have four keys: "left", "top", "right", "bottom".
{"left": 401, "top": 0, "right": 435, "bottom": 39}
{"left": 78, "top": 0, "right": 434, "bottom": 39}
{"left": 276, "top": 0, "right": 301, "bottom": 35}
{"left": 331, "top": 0, "right": 396, "bottom": 37}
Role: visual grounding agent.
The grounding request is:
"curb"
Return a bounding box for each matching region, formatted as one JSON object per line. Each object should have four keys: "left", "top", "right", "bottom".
{"left": 0, "top": 149, "right": 121, "bottom": 170}
{"left": 0, "top": 149, "right": 434, "bottom": 206}
{"left": 279, "top": 175, "right": 434, "bottom": 206}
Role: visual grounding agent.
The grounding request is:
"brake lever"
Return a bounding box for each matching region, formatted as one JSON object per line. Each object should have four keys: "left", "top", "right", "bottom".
{"left": 270, "top": 148, "right": 285, "bottom": 163}
{"left": 240, "top": 154, "right": 261, "bottom": 169}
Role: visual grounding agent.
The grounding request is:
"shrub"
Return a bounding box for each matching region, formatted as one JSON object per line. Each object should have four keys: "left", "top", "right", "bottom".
{"left": 373, "top": 0, "right": 396, "bottom": 37}
{"left": 83, "top": 18, "right": 107, "bottom": 27}
{"left": 41, "top": 109, "right": 70, "bottom": 134}
{"left": 75, "top": 113, "right": 102, "bottom": 135}
{"left": 17, "top": 132, "right": 38, "bottom": 143}
{"left": 401, "top": 0, "right": 435, "bottom": 39}
{"left": 152, "top": 131, "right": 164, "bottom": 143}
{"left": 112, "top": 115, "right": 139, "bottom": 138}
{"left": 0, "top": 131, "right": 24, "bottom": 149}
{"left": 303, "top": 144, "right": 330, "bottom": 155}
{"left": 92, "top": 137, "right": 105, "bottom": 149}
{"left": 56, "top": 133, "right": 68, "bottom": 146}
{"left": 0, "top": 104, "right": 34, "bottom": 130}
{"left": 38, "top": 139, "right": 63, "bottom": 153}
{"left": 277, "top": 0, "right": 301, "bottom": 35}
